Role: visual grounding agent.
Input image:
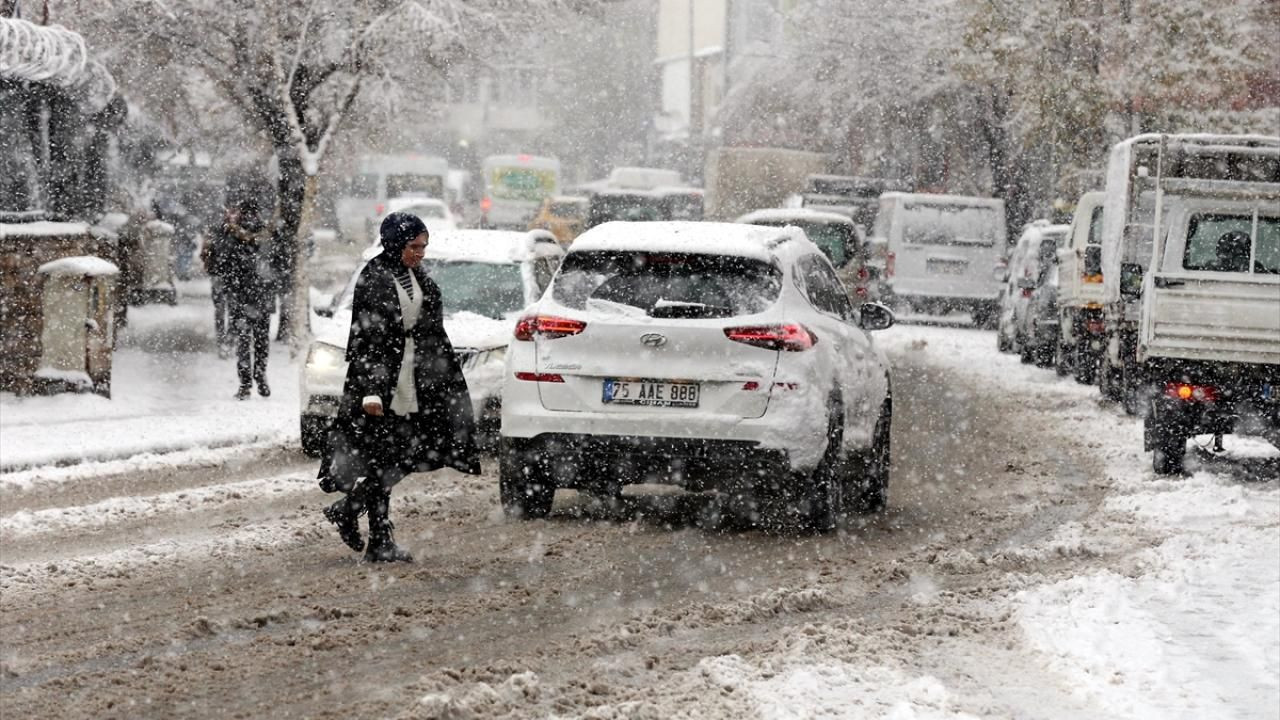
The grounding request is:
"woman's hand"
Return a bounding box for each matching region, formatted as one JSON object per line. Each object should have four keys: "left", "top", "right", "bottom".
{"left": 363, "top": 399, "right": 384, "bottom": 416}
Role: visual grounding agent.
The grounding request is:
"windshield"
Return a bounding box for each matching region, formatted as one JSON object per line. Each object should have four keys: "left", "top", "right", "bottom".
{"left": 395, "top": 203, "right": 446, "bottom": 219}
{"left": 490, "top": 167, "right": 556, "bottom": 201}
{"left": 553, "top": 251, "right": 781, "bottom": 319}
{"left": 425, "top": 260, "right": 526, "bottom": 318}
{"left": 386, "top": 174, "right": 444, "bottom": 199}
{"left": 902, "top": 203, "right": 1000, "bottom": 246}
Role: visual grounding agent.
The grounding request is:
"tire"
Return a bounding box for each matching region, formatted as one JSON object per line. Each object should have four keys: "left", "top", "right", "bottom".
{"left": 1100, "top": 353, "right": 1123, "bottom": 402}
{"left": 972, "top": 304, "right": 996, "bottom": 329}
{"left": 997, "top": 326, "right": 1013, "bottom": 353}
{"left": 1073, "top": 338, "right": 1097, "bottom": 385}
{"left": 499, "top": 438, "right": 555, "bottom": 519}
{"left": 803, "top": 400, "right": 845, "bottom": 533}
{"left": 300, "top": 414, "right": 330, "bottom": 458}
{"left": 850, "top": 401, "right": 891, "bottom": 515}
{"left": 1151, "top": 425, "right": 1186, "bottom": 475}
{"left": 1018, "top": 336, "right": 1033, "bottom": 364}
{"left": 1054, "top": 341, "right": 1070, "bottom": 376}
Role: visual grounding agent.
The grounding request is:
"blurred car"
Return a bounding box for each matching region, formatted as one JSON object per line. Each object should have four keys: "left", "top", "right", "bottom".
{"left": 499, "top": 221, "right": 895, "bottom": 531}
{"left": 997, "top": 221, "right": 1069, "bottom": 360}
{"left": 584, "top": 187, "right": 704, "bottom": 229}
{"left": 530, "top": 195, "right": 589, "bottom": 245}
{"left": 299, "top": 229, "right": 565, "bottom": 456}
{"left": 735, "top": 208, "right": 877, "bottom": 301}
{"left": 366, "top": 195, "right": 459, "bottom": 241}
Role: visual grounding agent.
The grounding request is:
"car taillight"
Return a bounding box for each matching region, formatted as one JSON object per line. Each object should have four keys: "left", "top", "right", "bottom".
{"left": 375, "top": 203, "right": 385, "bottom": 215}
{"left": 514, "top": 315, "right": 587, "bottom": 341}
{"left": 480, "top": 196, "right": 493, "bottom": 212}
{"left": 886, "top": 252, "right": 895, "bottom": 278}
{"left": 724, "top": 324, "right": 817, "bottom": 352}
{"left": 1085, "top": 319, "right": 1105, "bottom": 335}
{"left": 857, "top": 266, "right": 870, "bottom": 282}
{"left": 515, "top": 372, "right": 564, "bottom": 383}
{"left": 1021, "top": 288, "right": 1033, "bottom": 298}
{"left": 1164, "top": 382, "right": 1218, "bottom": 403}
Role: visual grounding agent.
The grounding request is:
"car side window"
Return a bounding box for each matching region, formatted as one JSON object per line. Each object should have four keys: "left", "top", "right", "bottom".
{"left": 533, "top": 257, "right": 558, "bottom": 293}
{"left": 799, "top": 255, "right": 852, "bottom": 320}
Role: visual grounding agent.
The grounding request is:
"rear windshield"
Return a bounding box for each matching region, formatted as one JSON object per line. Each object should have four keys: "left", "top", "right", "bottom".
{"left": 902, "top": 203, "right": 1000, "bottom": 246}
{"left": 750, "top": 220, "right": 852, "bottom": 266}
{"left": 552, "top": 251, "right": 781, "bottom": 319}
{"left": 386, "top": 174, "right": 444, "bottom": 199}
{"left": 1183, "top": 213, "right": 1280, "bottom": 274}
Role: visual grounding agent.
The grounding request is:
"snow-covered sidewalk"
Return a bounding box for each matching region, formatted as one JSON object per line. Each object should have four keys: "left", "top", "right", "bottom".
{"left": 0, "top": 283, "right": 301, "bottom": 472}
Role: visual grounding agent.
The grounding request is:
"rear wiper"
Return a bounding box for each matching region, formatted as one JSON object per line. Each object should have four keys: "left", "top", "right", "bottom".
{"left": 649, "top": 299, "right": 732, "bottom": 318}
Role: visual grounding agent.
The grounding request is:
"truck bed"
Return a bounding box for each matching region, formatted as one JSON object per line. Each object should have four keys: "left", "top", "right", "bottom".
{"left": 1141, "top": 273, "right": 1280, "bottom": 365}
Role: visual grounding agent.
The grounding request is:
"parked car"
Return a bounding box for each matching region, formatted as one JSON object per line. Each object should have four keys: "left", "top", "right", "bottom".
{"left": 997, "top": 221, "right": 1069, "bottom": 361}
{"left": 299, "top": 229, "right": 565, "bottom": 456}
{"left": 499, "top": 221, "right": 895, "bottom": 531}
{"left": 735, "top": 208, "right": 878, "bottom": 301}
{"left": 372, "top": 195, "right": 459, "bottom": 241}
{"left": 872, "top": 192, "right": 1007, "bottom": 326}
{"left": 530, "top": 195, "right": 589, "bottom": 245}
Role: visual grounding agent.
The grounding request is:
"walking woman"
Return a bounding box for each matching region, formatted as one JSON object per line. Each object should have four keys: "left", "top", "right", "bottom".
{"left": 318, "top": 212, "right": 481, "bottom": 562}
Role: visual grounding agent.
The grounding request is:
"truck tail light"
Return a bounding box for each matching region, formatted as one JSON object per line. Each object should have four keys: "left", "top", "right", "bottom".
{"left": 724, "top": 324, "right": 817, "bottom": 352}
{"left": 514, "top": 315, "right": 587, "bottom": 341}
{"left": 1164, "top": 382, "right": 1218, "bottom": 403}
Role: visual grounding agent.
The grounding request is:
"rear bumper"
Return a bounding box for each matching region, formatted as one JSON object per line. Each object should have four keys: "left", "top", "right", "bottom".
{"left": 505, "top": 433, "right": 789, "bottom": 493}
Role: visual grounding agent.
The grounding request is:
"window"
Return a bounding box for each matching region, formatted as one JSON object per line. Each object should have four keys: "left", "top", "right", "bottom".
{"left": 798, "top": 255, "right": 851, "bottom": 320}
{"left": 386, "top": 174, "right": 444, "bottom": 199}
{"left": 424, "top": 260, "right": 525, "bottom": 319}
{"left": 553, "top": 251, "right": 781, "bottom": 319}
{"left": 533, "top": 257, "right": 558, "bottom": 293}
{"left": 902, "top": 203, "right": 999, "bottom": 246}
{"left": 1182, "top": 212, "right": 1280, "bottom": 274}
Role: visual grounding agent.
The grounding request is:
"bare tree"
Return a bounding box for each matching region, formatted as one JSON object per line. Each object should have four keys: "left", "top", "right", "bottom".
{"left": 79, "top": 0, "right": 597, "bottom": 350}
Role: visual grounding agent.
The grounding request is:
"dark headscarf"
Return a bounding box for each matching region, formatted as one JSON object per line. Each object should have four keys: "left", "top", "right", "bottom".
{"left": 379, "top": 212, "right": 428, "bottom": 256}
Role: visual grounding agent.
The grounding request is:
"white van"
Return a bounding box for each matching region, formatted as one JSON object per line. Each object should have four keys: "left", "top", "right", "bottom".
{"left": 481, "top": 154, "right": 561, "bottom": 229}
{"left": 872, "top": 192, "right": 1008, "bottom": 325}
{"left": 334, "top": 154, "right": 449, "bottom": 242}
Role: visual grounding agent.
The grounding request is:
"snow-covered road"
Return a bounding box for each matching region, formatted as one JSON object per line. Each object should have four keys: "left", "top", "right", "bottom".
{"left": 1, "top": 322, "right": 1276, "bottom": 719}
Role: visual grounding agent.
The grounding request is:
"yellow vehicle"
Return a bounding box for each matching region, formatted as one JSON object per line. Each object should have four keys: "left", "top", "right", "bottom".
{"left": 529, "top": 195, "right": 589, "bottom": 245}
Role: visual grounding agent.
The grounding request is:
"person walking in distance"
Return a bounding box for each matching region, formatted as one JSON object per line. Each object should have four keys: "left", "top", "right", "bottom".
{"left": 219, "top": 199, "right": 273, "bottom": 399}
{"left": 316, "top": 212, "right": 481, "bottom": 563}
{"left": 201, "top": 212, "right": 233, "bottom": 358}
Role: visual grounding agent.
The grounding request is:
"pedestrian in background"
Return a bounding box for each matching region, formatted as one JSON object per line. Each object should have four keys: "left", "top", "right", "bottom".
{"left": 317, "top": 212, "right": 481, "bottom": 563}
{"left": 218, "top": 198, "right": 274, "bottom": 399}
{"left": 201, "top": 217, "right": 233, "bottom": 357}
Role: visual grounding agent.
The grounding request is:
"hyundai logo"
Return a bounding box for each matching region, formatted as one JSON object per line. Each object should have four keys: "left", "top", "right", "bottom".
{"left": 640, "top": 333, "right": 668, "bottom": 348}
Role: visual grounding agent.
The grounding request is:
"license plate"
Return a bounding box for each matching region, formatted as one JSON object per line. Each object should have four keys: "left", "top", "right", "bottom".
{"left": 927, "top": 259, "right": 968, "bottom": 275}
{"left": 603, "top": 378, "right": 700, "bottom": 408}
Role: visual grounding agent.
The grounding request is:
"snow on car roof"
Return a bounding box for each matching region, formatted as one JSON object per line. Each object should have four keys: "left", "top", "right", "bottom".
{"left": 569, "top": 221, "right": 797, "bottom": 261}
{"left": 736, "top": 208, "right": 857, "bottom": 226}
{"left": 427, "top": 230, "right": 560, "bottom": 264}
{"left": 38, "top": 255, "right": 119, "bottom": 277}
{"left": 0, "top": 221, "right": 91, "bottom": 238}
{"left": 880, "top": 192, "right": 1005, "bottom": 208}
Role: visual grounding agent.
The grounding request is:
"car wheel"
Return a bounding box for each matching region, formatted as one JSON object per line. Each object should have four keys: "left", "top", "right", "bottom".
{"left": 1054, "top": 340, "right": 1070, "bottom": 376}
{"left": 300, "top": 415, "right": 330, "bottom": 458}
{"left": 850, "top": 400, "right": 891, "bottom": 515}
{"left": 804, "top": 400, "right": 845, "bottom": 533}
{"left": 997, "top": 324, "right": 1012, "bottom": 353}
{"left": 1018, "top": 335, "right": 1033, "bottom": 364}
{"left": 499, "top": 438, "right": 555, "bottom": 519}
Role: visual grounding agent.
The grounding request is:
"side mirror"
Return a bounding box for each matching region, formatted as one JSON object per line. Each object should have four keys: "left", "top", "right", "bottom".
{"left": 315, "top": 305, "right": 335, "bottom": 319}
{"left": 1120, "top": 263, "right": 1144, "bottom": 299}
{"left": 1016, "top": 277, "right": 1037, "bottom": 291}
{"left": 858, "top": 302, "right": 895, "bottom": 331}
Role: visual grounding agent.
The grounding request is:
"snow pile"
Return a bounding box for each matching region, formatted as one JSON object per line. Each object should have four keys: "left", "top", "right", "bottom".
{"left": 1015, "top": 468, "right": 1280, "bottom": 719}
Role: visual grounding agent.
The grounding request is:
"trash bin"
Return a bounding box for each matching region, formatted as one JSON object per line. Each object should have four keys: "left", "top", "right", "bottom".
{"left": 136, "top": 219, "right": 176, "bottom": 305}
{"left": 36, "top": 255, "right": 119, "bottom": 397}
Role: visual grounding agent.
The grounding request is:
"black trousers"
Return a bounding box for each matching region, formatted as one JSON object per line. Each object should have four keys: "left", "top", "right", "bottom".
{"left": 230, "top": 301, "right": 269, "bottom": 386}
{"left": 211, "top": 277, "right": 230, "bottom": 346}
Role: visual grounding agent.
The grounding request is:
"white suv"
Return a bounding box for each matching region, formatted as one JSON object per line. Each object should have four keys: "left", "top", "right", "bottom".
{"left": 499, "top": 221, "right": 895, "bottom": 531}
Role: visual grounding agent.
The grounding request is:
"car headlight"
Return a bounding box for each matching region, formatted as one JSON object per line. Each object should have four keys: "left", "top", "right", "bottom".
{"left": 307, "top": 342, "right": 345, "bottom": 370}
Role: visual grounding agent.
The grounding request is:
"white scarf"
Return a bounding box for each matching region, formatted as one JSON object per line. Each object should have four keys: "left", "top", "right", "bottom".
{"left": 389, "top": 270, "right": 423, "bottom": 415}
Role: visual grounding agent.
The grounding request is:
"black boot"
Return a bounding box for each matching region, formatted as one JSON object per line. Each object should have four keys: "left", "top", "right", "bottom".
{"left": 235, "top": 384, "right": 251, "bottom": 400}
{"left": 364, "top": 486, "right": 413, "bottom": 563}
{"left": 256, "top": 378, "right": 271, "bottom": 397}
{"left": 323, "top": 486, "right": 366, "bottom": 552}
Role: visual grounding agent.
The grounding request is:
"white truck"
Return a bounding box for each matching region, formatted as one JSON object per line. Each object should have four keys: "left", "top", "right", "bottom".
{"left": 334, "top": 154, "right": 450, "bottom": 243}
{"left": 872, "top": 192, "right": 1008, "bottom": 326}
{"left": 1054, "top": 191, "right": 1107, "bottom": 383}
{"left": 1096, "top": 133, "right": 1280, "bottom": 473}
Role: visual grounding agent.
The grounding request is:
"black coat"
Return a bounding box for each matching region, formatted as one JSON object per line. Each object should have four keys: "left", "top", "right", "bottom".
{"left": 216, "top": 218, "right": 274, "bottom": 312}
{"left": 318, "top": 254, "right": 481, "bottom": 490}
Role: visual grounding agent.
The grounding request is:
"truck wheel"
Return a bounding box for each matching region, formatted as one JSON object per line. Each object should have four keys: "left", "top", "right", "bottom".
{"left": 1054, "top": 341, "right": 1070, "bottom": 376}
{"left": 1152, "top": 430, "right": 1186, "bottom": 475}
{"left": 850, "top": 401, "right": 891, "bottom": 515}
{"left": 1019, "top": 337, "right": 1033, "bottom": 364}
{"left": 1073, "top": 339, "right": 1097, "bottom": 385}
{"left": 300, "top": 415, "right": 330, "bottom": 458}
{"left": 499, "top": 438, "right": 555, "bottom": 519}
